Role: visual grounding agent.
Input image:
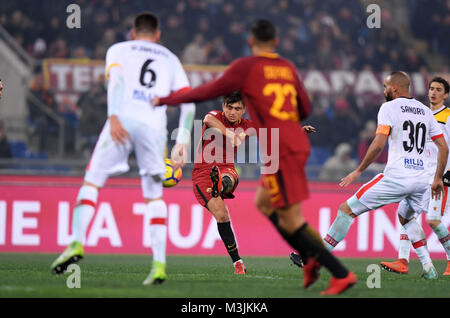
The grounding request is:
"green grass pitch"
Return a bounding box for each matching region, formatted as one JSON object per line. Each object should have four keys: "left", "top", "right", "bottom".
{"left": 0, "top": 253, "right": 449, "bottom": 298}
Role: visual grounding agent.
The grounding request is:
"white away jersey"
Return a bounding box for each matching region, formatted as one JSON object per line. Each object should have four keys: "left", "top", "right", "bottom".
{"left": 377, "top": 97, "right": 444, "bottom": 179}
{"left": 105, "top": 40, "right": 190, "bottom": 129}
{"left": 424, "top": 105, "right": 450, "bottom": 182}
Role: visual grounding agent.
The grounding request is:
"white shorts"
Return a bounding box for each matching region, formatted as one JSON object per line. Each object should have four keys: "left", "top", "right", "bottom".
{"left": 84, "top": 117, "right": 166, "bottom": 198}
{"left": 347, "top": 173, "right": 427, "bottom": 219}
{"left": 397, "top": 185, "right": 449, "bottom": 221}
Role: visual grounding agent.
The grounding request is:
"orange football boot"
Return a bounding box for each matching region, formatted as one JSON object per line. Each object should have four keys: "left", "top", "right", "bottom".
{"left": 303, "top": 258, "right": 321, "bottom": 288}
{"left": 380, "top": 259, "right": 409, "bottom": 274}
{"left": 321, "top": 271, "right": 357, "bottom": 295}
{"left": 234, "top": 261, "right": 246, "bottom": 275}
{"left": 443, "top": 261, "right": 450, "bottom": 276}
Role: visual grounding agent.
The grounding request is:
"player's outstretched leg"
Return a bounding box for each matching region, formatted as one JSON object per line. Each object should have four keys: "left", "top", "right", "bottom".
{"left": 402, "top": 218, "right": 437, "bottom": 279}
{"left": 143, "top": 199, "right": 168, "bottom": 285}
{"left": 207, "top": 169, "right": 246, "bottom": 275}
{"left": 217, "top": 220, "right": 246, "bottom": 275}
{"left": 51, "top": 184, "right": 97, "bottom": 274}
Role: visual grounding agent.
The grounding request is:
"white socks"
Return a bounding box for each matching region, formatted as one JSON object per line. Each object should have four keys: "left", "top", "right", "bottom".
{"left": 403, "top": 219, "right": 432, "bottom": 267}
{"left": 398, "top": 222, "right": 450, "bottom": 261}
{"left": 323, "top": 210, "right": 354, "bottom": 251}
{"left": 432, "top": 223, "right": 450, "bottom": 261}
{"left": 72, "top": 185, "right": 98, "bottom": 244}
{"left": 148, "top": 200, "right": 168, "bottom": 264}
{"left": 397, "top": 226, "right": 411, "bottom": 262}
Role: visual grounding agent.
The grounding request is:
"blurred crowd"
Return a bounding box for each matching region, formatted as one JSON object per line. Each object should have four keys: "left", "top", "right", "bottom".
{"left": 1, "top": 0, "right": 449, "bottom": 179}
{"left": 2, "top": 0, "right": 448, "bottom": 71}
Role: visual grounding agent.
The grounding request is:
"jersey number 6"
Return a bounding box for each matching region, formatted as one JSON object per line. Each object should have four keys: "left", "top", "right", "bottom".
{"left": 140, "top": 59, "right": 157, "bottom": 88}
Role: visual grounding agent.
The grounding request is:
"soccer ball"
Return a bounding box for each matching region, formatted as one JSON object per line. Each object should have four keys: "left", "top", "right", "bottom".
{"left": 163, "top": 158, "right": 182, "bottom": 188}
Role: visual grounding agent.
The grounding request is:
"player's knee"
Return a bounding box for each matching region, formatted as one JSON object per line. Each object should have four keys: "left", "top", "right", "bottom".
{"left": 339, "top": 202, "right": 354, "bottom": 217}
{"left": 83, "top": 181, "right": 101, "bottom": 190}
{"left": 213, "top": 207, "right": 230, "bottom": 223}
{"left": 398, "top": 214, "right": 412, "bottom": 226}
{"left": 207, "top": 198, "right": 230, "bottom": 222}
{"left": 255, "top": 197, "right": 271, "bottom": 216}
{"left": 427, "top": 219, "right": 441, "bottom": 229}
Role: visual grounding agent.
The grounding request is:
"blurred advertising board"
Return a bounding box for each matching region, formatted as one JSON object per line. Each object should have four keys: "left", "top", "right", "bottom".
{"left": 42, "top": 58, "right": 449, "bottom": 104}
{"left": 0, "top": 176, "right": 448, "bottom": 258}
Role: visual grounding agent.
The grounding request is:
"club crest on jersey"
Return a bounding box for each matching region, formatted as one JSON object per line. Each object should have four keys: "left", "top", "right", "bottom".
{"left": 404, "top": 158, "right": 424, "bottom": 170}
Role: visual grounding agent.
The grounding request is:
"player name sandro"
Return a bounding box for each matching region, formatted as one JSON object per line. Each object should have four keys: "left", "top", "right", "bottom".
{"left": 400, "top": 105, "right": 425, "bottom": 115}
{"left": 180, "top": 301, "right": 268, "bottom": 315}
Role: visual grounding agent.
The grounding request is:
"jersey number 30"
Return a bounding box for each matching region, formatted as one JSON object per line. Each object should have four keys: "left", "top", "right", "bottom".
{"left": 403, "top": 120, "right": 426, "bottom": 154}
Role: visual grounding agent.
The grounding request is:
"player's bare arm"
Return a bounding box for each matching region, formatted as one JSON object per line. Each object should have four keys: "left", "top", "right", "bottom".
{"left": 109, "top": 114, "right": 130, "bottom": 146}
{"left": 204, "top": 114, "right": 242, "bottom": 147}
{"left": 431, "top": 136, "right": 448, "bottom": 200}
{"left": 340, "top": 133, "right": 388, "bottom": 187}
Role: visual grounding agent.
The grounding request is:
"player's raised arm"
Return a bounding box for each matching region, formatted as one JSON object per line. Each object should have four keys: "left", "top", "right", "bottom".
{"left": 153, "top": 58, "right": 249, "bottom": 107}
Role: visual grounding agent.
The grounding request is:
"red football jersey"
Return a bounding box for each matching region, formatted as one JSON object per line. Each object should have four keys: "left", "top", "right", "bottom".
{"left": 194, "top": 110, "right": 253, "bottom": 169}
{"left": 159, "top": 52, "right": 311, "bottom": 157}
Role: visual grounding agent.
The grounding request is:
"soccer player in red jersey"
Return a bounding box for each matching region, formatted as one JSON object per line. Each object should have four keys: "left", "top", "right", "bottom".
{"left": 153, "top": 19, "right": 356, "bottom": 295}
{"left": 193, "top": 91, "right": 253, "bottom": 274}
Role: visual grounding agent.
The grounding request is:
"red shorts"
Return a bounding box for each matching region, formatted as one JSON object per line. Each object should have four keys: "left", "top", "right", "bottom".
{"left": 260, "top": 152, "right": 309, "bottom": 208}
{"left": 192, "top": 165, "right": 239, "bottom": 207}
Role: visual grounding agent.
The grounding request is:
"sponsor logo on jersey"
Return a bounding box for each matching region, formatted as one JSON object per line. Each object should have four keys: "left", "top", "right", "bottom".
{"left": 132, "top": 89, "right": 152, "bottom": 102}
{"left": 404, "top": 158, "right": 424, "bottom": 170}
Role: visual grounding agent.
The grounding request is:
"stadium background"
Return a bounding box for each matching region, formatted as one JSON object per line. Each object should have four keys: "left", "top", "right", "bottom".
{"left": 0, "top": 0, "right": 449, "bottom": 259}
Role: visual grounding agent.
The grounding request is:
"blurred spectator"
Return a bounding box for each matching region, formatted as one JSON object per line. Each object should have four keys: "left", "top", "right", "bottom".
{"left": 27, "top": 73, "right": 60, "bottom": 151}
{"left": 208, "top": 36, "right": 232, "bottom": 65}
{"left": 161, "top": 15, "right": 189, "bottom": 56}
{"left": 77, "top": 77, "right": 107, "bottom": 155}
{"left": 329, "top": 98, "right": 359, "bottom": 150}
{"left": 48, "top": 37, "right": 69, "bottom": 58}
{"left": 182, "top": 33, "right": 210, "bottom": 64}
{"left": 58, "top": 96, "right": 79, "bottom": 153}
{"left": 319, "top": 142, "right": 357, "bottom": 181}
{"left": 357, "top": 120, "right": 388, "bottom": 165}
{"left": 0, "top": 120, "right": 12, "bottom": 158}
{"left": 303, "top": 104, "right": 332, "bottom": 150}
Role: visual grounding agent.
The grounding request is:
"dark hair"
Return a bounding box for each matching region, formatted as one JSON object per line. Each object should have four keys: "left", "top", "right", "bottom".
{"left": 250, "top": 19, "right": 276, "bottom": 43}
{"left": 429, "top": 76, "right": 450, "bottom": 94}
{"left": 223, "top": 91, "right": 243, "bottom": 106}
{"left": 134, "top": 12, "right": 159, "bottom": 34}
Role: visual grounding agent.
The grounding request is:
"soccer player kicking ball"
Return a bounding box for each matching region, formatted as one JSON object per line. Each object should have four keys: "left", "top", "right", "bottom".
{"left": 50, "top": 12, "right": 195, "bottom": 285}
{"left": 381, "top": 77, "right": 450, "bottom": 276}
{"left": 192, "top": 92, "right": 253, "bottom": 274}
{"left": 153, "top": 19, "right": 356, "bottom": 295}
{"left": 323, "top": 72, "right": 448, "bottom": 279}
